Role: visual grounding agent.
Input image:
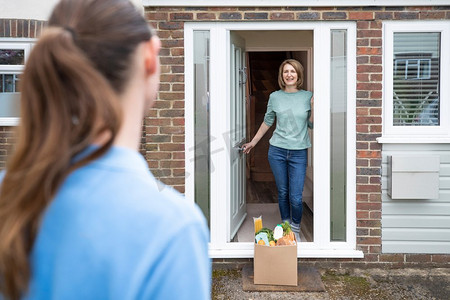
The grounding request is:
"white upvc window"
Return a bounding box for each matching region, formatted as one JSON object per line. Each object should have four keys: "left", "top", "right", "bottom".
{"left": 380, "top": 21, "right": 450, "bottom": 143}
{"left": 0, "top": 39, "right": 34, "bottom": 126}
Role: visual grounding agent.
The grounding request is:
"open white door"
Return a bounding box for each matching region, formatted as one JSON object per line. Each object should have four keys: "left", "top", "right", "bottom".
{"left": 229, "top": 32, "right": 247, "bottom": 241}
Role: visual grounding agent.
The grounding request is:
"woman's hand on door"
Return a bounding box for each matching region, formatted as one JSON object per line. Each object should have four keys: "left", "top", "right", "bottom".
{"left": 242, "top": 141, "right": 255, "bottom": 154}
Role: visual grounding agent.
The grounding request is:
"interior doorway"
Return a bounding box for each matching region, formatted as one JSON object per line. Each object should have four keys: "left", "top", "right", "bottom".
{"left": 231, "top": 30, "right": 315, "bottom": 243}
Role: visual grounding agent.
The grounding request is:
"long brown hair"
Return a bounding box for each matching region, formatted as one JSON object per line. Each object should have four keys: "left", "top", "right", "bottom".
{"left": 0, "top": 0, "right": 152, "bottom": 298}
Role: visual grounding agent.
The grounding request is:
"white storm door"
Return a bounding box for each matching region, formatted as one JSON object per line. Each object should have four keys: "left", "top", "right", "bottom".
{"left": 228, "top": 32, "right": 247, "bottom": 241}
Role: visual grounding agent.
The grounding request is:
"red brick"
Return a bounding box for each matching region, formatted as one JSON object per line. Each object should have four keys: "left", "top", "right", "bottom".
{"left": 173, "top": 185, "right": 185, "bottom": 193}
{"left": 244, "top": 12, "right": 268, "bottom": 20}
{"left": 270, "top": 12, "right": 294, "bottom": 20}
{"left": 357, "top": 74, "right": 369, "bottom": 82}
{"left": 173, "top": 168, "right": 185, "bottom": 177}
{"left": 357, "top": 150, "right": 381, "bottom": 159}
{"left": 370, "top": 74, "right": 382, "bottom": 81}
{"left": 159, "top": 22, "right": 183, "bottom": 30}
{"left": 145, "top": 12, "right": 168, "bottom": 20}
{"left": 159, "top": 84, "right": 170, "bottom": 91}
{"left": 160, "top": 177, "right": 185, "bottom": 186}
{"left": 365, "top": 254, "right": 379, "bottom": 261}
{"left": 159, "top": 92, "right": 184, "bottom": 100}
{"left": 380, "top": 254, "right": 404, "bottom": 263}
{"left": 370, "top": 91, "right": 382, "bottom": 99}
{"left": 172, "top": 118, "right": 185, "bottom": 126}
{"left": 148, "top": 161, "right": 159, "bottom": 168}
{"left": 357, "top": 202, "right": 381, "bottom": 211}
{"left": 147, "top": 118, "right": 171, "bottom": 126}
{"left": 350, "top": 12, "right": 374, "bottom": 20}
{"left": 357, "top": 29, "right": 382, "bottom": 38}
{"left": 369, "top": 246, "right": 381, "bottom": 254}
{"left": 145, "top": 126, "right": 157, "bottom": 135}
{"left": 146, "top": 152, "right": 172, "bottom": 160}
{"left": 420, "top": 11, "right": 446, "bottom": 19}
{"left": 153, "top": 100, "right": 171, "bottom": 109}
{"left": 197, "top": 13, "right": 217, "bottom": 20}
{"left": 161, "top": 160, "right": 185, "bottom": 168}
{"left": 159, "top": 109, "right": 184, "bottom": 118}
{"left": 322, "top": 12, "right": 347, "bottom": 19}
{"left": 171, "top": 48, "right": 184, "bottom": 56}
{"left": 171, "top": 66, "right": 184, "bottom": 73}
{"left": 357, "top": 107, "right": 369, "bottom": 115}
{"left": 172, "top": 84, "right": 184, "bottom": 91}
{"left": 160, "top": 74, "right": 184, "bottom": 83}
{"left": 172, "top": 135, "right": 184, "bottom": 143}
{"left": 369, "top": 108, "right": 382, "bottom": 115}
{"left": 370, "top": 21, "right": 382, "bottom": 29}
{"left": 356, "top": 158, "right": 369, "bottom": 166}
{"left": 172, "top": 101, "right": 184, "bottom": 108}
{"left": 160, "top": 40, "right": 184, "bottom": 48}
{"left": 170, "top": 31, "right": 184, "bottom": 39}
{"left": 370, "top": 177, "right": 381, "bottom": 184}
{"left": 358, "top": 46, "right": 382, "bottom": 56}
{"left": 371, "top": 39, "right": 382, "bottom": 47}
{"left": 357, "top": 211, "right": 369, "bottom": 219}
{"left": 170, "top": 13, "right": 193, "bottom": 21}
{"left": 369, "top": 193, "right": 381, "bottom": 202}
{"left": 358, "top": 65, "right": 382, "bottom": 73}
{"left": 356, "top": 176, "right": 369, "bottom": 184}
{"left": 219, "top": 12, "right": 242, "bottom": 20}
{"left": 394, "top": 12, "right": 419, "bottom": 19}
{"left": 160, "top": 126, "right": 184, "bottom": 134}
{"left": 357, "top": 237, "right": 381, "bottom": 245}
{"left": 357, "top": 56, "right": 369, "bottom": 64}
{"left": 173, "top": 152, "right": 185, "bottom": 160}
{"left": 160, "top": 143, "right": 184, "bottom": 151}
{"left": 357, "top": 38, "right": 369, "bottom": 46}
{"left": 406, "top": 254, "right": 432, "bottom": 263}
{"left": 370, "top": 125, "right": 382, "bottom": 133}
{"left": 357, "top": 125, "right": 369, "bottom": 133}
{"left": 356, "top": 21, "right": 370, "bottom": 29}
{"left": 356, "top": 193, "right": 369, "bottom": 201}
{"left": 357, "top": 82, "right": 382, "bottom": 91}
{"left": 356, "top": 184, "right": 380, "bottom": 193}
{"left": 432, "top": 255, "right": 450, "bottom": 263}
{"left": 356, "top": 116, "right": 382, "bottom": 124}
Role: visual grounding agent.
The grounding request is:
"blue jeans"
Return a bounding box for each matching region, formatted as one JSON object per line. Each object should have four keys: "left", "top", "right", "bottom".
{"left": 268, "top": 145, "right": 308, "bottom": 226}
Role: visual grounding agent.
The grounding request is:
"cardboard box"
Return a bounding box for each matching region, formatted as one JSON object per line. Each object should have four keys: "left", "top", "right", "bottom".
{"left": 253, "top": 243, "right": 298, "bottom": 286}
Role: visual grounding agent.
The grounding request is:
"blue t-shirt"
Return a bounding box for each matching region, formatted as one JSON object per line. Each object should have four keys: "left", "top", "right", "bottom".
{"left": 263, "top": 89, "right": 313, "bottom": 150}
{"left": 1, "top": 146, "right": 211, "bottom": 300}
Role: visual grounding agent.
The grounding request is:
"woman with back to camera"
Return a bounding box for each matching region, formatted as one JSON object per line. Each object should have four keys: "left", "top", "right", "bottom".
{"left": 0, "top": 0, "right": 210, "bottom": 299}
{"left": 242, "top": 59, "right": 313, "bottom": 242}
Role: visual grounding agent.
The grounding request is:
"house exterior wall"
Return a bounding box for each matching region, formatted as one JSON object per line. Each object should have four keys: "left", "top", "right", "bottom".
{"left": 1, "top": 5, "right": 450, "bottom": 266}
{"left": 382, "top": 144, "right": 450, "bottom": 254}
{"left": 0, "top": 19, "right": 45, "bottom": 169}
{"left": 144, "top": 5, "right": 450, "bottom": 266}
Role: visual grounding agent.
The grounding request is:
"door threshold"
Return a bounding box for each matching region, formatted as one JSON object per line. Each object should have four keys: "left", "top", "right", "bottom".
{"left": 209, "top": 244, "right": 364, "bottom": 258}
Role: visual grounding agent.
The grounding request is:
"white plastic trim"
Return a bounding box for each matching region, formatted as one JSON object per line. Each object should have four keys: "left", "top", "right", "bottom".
{"left": 145, "top": 0, "right": 450, "bottom": 7}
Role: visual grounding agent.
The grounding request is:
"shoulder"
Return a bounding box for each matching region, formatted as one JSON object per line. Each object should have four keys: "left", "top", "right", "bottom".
{"left": 302, "top": 90, "right": 313, "bottom": 99}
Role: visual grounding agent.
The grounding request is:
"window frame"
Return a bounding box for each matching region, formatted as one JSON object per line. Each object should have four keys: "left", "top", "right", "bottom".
{"left": 381, "top": 21, "right": 450, "bottom": 142}
{"left": 0, "top": 39, "right": 34, "bottom": 126}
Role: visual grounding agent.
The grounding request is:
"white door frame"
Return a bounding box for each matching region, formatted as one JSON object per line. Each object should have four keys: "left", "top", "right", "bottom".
{"left": 185, "top": 21, "right": 362, "bottom": 258}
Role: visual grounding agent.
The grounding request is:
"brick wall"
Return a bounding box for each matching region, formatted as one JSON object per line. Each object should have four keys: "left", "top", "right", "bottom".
{"left": 145, "top": 5, "right": 450, "bottom": 266}
{"left": 0, "top": 19, "right": 46, "bottom": 170}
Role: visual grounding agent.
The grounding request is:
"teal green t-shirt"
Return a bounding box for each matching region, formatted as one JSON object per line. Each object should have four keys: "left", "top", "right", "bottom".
{"left": 263, "top": 89, "right": 313, "bottom": 150}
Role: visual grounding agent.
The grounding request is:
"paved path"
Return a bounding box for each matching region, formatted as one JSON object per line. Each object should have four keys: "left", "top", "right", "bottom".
{"left": 212, "top": 266, "right": 450, "bottom": 299}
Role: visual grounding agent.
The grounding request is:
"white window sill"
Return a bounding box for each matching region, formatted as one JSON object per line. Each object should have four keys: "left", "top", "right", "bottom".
{"left": 0, "top": 118, "right": 19, "bottom": 126}
{"left": 377, "top": 136, "right": 450, "bottom": 144}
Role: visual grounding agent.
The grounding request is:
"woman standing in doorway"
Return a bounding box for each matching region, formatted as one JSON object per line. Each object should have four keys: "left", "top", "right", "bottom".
{"left": 242, "top": 59, "right": 313, "bottom": 242}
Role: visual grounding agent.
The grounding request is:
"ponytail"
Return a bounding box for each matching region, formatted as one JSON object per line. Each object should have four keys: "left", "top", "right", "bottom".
{"left": 0, "top": 27, "right": 122, "bottom": 299}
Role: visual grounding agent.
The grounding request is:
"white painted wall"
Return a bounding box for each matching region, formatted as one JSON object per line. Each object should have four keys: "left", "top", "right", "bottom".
{"left": 0, "top": 0, "right": 144, "bottom": 20}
